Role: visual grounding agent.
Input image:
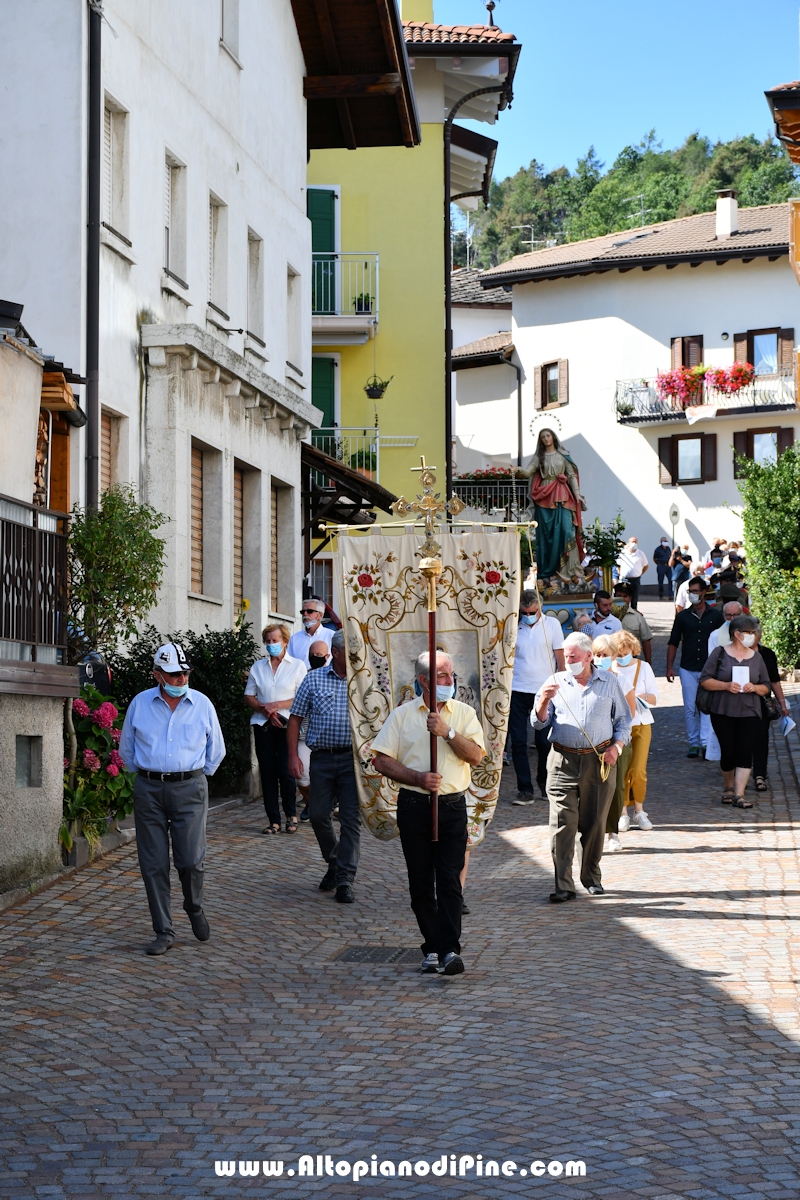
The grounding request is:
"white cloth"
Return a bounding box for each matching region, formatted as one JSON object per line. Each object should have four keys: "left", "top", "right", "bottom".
{"left": 614, "top": 660, "right": 658, "bottom": 726}
{"left": 287, "top": 624, "right": 334, "bottom": 667}
{"left": 245, "top": 653, "right": 307, "bottom": 724}
{"left": 708, "top": 624, "right": 732, "bottom": 652}
{"left": 512, "top": 616, "right": 564, "bottom": 694}
{"left": 617, "top": 546, "right": 649, "bottom": 580}
{"left": 587, "top": 614, "right": 622, "bottom": 638}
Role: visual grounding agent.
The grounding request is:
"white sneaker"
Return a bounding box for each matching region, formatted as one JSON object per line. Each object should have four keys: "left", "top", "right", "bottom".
{"left": 617, "top": 810, "right": 631, "bottom": 832}
{"left": 606, "top": 833, "right": 622, "bottom": 852}
{"left": 420, "top": 952, "right": 439, "bottom": 974}
{"left": 633, "top": 809, "right": 653, "bottom": 830}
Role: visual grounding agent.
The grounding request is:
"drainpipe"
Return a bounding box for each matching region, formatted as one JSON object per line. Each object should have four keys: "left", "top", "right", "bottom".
{"left": 444, "top": 84, "right": 504, "bottom": 500}
{"left": 85, "top": 0, "right": 103, "bottom": 508}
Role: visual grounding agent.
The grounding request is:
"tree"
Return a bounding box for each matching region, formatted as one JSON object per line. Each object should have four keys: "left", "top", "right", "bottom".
{"left": 67, "top": 485, "right": 167, "bottom": 662}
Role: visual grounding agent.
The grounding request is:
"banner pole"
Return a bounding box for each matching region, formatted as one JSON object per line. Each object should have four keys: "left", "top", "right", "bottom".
{"left": 427, "top": 580, "right": 439, "bottom": 842}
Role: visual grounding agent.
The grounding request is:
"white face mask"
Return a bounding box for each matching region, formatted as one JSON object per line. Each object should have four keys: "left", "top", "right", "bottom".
{"left": 740, "top": 633, "right": 756, "bottom": 647}
{"left": 688, "top": 592, "right": 702, "bottom": 604}
{"left": 566, "top": 660, "right": 585, "bottom": 676}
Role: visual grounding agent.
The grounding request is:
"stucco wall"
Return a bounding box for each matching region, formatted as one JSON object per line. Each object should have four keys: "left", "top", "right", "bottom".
{"left": 0, "top": 695, "right": 64, "bottom": 893}
{"left": 0, "top": 339, "right": 44, "bottom": 504}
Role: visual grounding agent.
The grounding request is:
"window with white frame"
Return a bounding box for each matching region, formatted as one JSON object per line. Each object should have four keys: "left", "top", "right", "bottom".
{"left": 247, "top": 230, "right": 264, "bottom": 341}
{"left": 103, "top": 98, "right": 129, "bottom": 238}
{"left": 164, "top": 154, "right": 187, "bottom": 283}
{"left": 208, "top": 194, "right": 229, "bottom": 315}
{"left": 220, "top": 0, "right": 239, "bottom": 58}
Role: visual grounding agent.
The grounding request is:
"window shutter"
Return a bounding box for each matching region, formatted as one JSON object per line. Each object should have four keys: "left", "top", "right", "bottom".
{"left": 533, "top": 366, "right": 542, "bottom": 410}
{"left": 701, "top": 433, "right": 717, "bottom": 481}
{"left": 779, "top": 427, "right": 795, "bottom": 454}
{"left": 658, "top": 437, "right": 674, "bottom": 485}
{"left": 670, "top": 338, "right": 683, "bottom": 370}
{"left": 233, "top": 467, "right": 244, "bottom": 611}
{"left": 208, "top": 202, "right": 215, "bottom": 302}
{"left": 164, "top": 160, "right": 172, "bottom": 269}
{"left": 732, "top": 430, "right": 748, "bottom": 479}
{"left": 684, "top": 336, "right": 703, "bottom": 368}
{"left": 779, "top": 329, "right": 795, "bottom": 370}
{"left": 557, "top": 359, "right": 569, "bottom": 406}
{"left": 103, "top": 108, "right": 113, "bottom": 223}
{"left": 100, "top": 411, "right": 112, "bottom": 495}
{"left": 270, "top": 485, "right": 279, "bottom": 612}
{"left": 191, "top": 447, "right": 204, "bottom": 594}
{"left": 733, "top": 333, "right": 748, "bottom": 363}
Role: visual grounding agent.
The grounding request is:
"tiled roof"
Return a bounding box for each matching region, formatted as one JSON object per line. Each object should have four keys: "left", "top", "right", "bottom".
{"left": 451, "top": 267, "right": 511, "bottom": 307}
{"left": 403, "top": 21, "right": 516, "bottom": 45}
{"left": 768, "top": 80, "right": 800, "bottom": 92}
{"left": 483, "top": 203, "right": 790, "bottom": 285}
{"left": 453, "top": 331, "right": 512, "bottom": 360}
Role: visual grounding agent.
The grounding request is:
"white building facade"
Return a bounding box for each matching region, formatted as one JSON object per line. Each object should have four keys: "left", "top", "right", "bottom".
{"left": 458, "top": 198, "right": 800, "bottom": 559}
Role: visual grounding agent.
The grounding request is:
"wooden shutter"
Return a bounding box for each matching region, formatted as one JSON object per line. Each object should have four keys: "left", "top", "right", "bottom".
{"left": 533, "top": 365, "right": 542, "bottom": 410}
{"left": 701, "top": 433, "right": 717, "bottom": 481}
{"left": 311, "top": 358, "right": 336, "bottom": 427}
{"left": 732, "top": 430, "right": 748, "bottom": 479}
{"left": 103, "top": 108, "right": 113, "bottom": 224}
{"left": 306, "top": 189, "right": 336, "bottom": 254}
{"left": 233, "top": 467, "right": 243, "bottom": 611}
{"left": 100, "top": 411, "right": 112, "bottom": 495}
{"left": 779, "top": 329, "right": 795, "bottom": 370}
{"left": 733, "top": 333, "right": 748, "bottom": 363}
{"left": 164, "top": 160, "right": 172, "bottom": 269}
{"left": 779, "top": 427, "right": 795, "bottom": 454}
{"left": 208, "top": 201, "right": 215, "bottom": 302}
{"left": 670, "top": 338, "right": 683, "bottom": 369}
{"left": 270, "top": 484, "right": 279, "bottom": 612}
{"left": 658, "top": 436, "right": 674, "bottom": 485}
{"left": 191, "top": 447, "right": 203, "bottom": 593}
{"left": 557, "top": 359, "right": 569, "bottom": 406}
{"left": 49, "top": 414, "right": 70, "bottom": 514}
{"left": 684, "top": 336, "right": 703, "bottom": 367}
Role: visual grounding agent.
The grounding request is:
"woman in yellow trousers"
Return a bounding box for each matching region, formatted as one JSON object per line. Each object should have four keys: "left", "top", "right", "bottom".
{"left": 606, "top": 631, "right": 659, "bottom": 851}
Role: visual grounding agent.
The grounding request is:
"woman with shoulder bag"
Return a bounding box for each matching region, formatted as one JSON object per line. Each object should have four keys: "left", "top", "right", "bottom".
{"left": 699, "top": 615, "right": 771, "bottom": 809}
{"left": 751, "top": 620, "right": 789, "bottom": 793}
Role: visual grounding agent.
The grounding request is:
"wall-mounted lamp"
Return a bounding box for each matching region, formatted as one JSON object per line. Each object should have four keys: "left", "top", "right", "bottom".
{"left": 721, "top": 332, "right": 729, "bottom": 341}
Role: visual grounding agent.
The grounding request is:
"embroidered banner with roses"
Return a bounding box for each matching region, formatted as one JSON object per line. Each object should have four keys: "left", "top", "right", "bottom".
{"left": 334, "top": 529, "right": 521, "bottom": 846}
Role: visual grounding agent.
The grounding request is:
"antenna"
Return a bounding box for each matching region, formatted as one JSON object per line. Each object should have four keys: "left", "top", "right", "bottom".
{"left": 512, "top": 224, "right": 535, "bottom": 248}
{"left": 623, "top": 193, "right": 655, "bottom": 228}
{"left": 485, "top": 0, "right": 497, "bottom": 27}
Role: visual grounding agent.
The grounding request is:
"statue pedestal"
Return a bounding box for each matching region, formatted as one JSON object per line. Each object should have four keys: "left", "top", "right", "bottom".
{"left": 541, "top": 593, "right": 594, "bottom": 629}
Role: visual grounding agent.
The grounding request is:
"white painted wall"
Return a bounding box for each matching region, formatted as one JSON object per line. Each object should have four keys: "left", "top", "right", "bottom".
{"left": 452, "top": 302, "right": 515, "bottom": 471}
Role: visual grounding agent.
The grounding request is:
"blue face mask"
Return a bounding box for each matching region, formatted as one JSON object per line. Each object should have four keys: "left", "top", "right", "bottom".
{"left": 520, "top": 613, "right": 539, "bottom": 625}
{"left": 162, "top": 680, "right": 188, "bottom": 698}
{"left": 593, "top": 656, "right": 612, "bottom": 671}
{"left": 616, "top": 653, "right": 633, "bottom": 667}
{"left": 436, "top": 684, "right": 455, "bottom": 703}
{"left": 266, "top": 643, "right": 283, "bottom": 657}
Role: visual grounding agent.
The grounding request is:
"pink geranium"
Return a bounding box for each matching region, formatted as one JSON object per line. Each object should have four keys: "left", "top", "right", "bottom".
{"left": 82, "top": 748, "right": 101, "bottom": 771}
{"left": 106, "top": 763, "right": 120, "bottom": 777}
{"left": 91, "top": 701, "right": 119, "bottom": 730}
{"left": 73, "top": 698, "right": 90, "bottom": 718}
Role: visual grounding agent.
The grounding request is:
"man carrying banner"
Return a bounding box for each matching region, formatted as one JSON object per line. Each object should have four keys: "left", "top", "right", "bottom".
{"left": 371, "top": 650, "right": 485, "bottom": 977}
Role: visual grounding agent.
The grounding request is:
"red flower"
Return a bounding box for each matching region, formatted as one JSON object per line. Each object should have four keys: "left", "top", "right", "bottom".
{"left": 91, "top": 701, "right": 119, "bottom": 730}
{"left": 485, "top": 570, "right": 502, "bottom": 584}
{"left": 73, "top": 698, "right": 90, "bottom": 718}
{"left": 106, "top": 763, "right": 120, "bottom": 777}
{"left": 357, "top": 573, "right": 374, "bottom": 588}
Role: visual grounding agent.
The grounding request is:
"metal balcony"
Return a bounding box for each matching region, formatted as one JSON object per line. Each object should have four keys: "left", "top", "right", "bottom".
{"left": 0, "top": 494, "right": 68, "bottom": 663}
{"left": 452, "top": 479, "right": 530, "bottom": 519}
{"left": 615, "top": 366, "right": 797, "bottom": 425}
{"left": 311, "top": 252, "right": 379, "bottom": 346}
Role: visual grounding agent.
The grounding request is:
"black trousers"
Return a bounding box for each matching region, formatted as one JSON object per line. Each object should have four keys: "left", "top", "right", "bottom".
{"left": 396, "top": 789, "right": 467, "bottom": 958}
{"left": 710, "top": 713, "right": 761, "bottom": 771}
{"left": 253, "top": 724, "right": 296, "bottom": 823}
{"left": 626, "top": 576, "right": 641, "bottom": 608}
{"left": 656, "top": 564, "right": 672, "bottom": 598}
{"left": 753, "top": 714, "right": 771, "bottom": 778}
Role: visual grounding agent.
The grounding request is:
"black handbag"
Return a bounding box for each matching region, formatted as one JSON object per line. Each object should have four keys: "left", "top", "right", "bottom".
{"left": 762, "top": 692, "right": 782, "bottom": 722}
{"left": 695, "top": 647, "right": 720, "bottom": 715}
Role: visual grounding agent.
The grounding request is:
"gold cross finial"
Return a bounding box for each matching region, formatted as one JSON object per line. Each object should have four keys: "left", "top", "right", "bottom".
{"left": 390, "top": 456, "right": 465, "bottom": 559}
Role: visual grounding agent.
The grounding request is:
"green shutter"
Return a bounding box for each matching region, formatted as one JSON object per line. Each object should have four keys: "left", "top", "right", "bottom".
{"left": 307, "top": 189, "right": 336, "bottom": 314}
{"left": 311, "top": 358, "right": 336, "bottom": 429}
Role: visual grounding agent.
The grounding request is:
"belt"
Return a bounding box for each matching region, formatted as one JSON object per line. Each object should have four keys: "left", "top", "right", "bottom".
{"left": 398, "top": 787, "right": 466, "bottom": 805}
{"left": 551, "top": 738, "right": 613, "bottom": 757}
{"left": 137, "top": 768, "right": 204, "bottom": 781}
{"left": 311, "top": 745, "right": 352, "bottom": 755}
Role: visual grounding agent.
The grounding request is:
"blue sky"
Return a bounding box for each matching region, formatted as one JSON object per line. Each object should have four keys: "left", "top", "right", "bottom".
{"left": 432, "top": 0, "right": 800, "bottom": 180}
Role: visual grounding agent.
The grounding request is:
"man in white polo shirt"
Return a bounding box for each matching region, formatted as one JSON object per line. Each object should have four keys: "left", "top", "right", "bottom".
{"left": 617, "top": 536, "right": 649, "bottom": 609}
{"left": 287, "top": 597, "right": 334, "bottom": 667}
{"left": 509, "top": 589, "right": 564, "bottom": 804}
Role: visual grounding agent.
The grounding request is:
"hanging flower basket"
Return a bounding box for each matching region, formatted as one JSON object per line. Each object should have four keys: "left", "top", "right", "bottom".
{"left": 655, "top": 365, "right": 705, "bottom": 407}
{"left": 364, "top": 374, "right": 393, "bottom": 400}
{"left": 705, "top": 362, "right": 755, "bottom": 395}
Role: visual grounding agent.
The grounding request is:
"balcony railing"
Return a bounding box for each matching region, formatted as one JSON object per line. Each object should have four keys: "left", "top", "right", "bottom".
{"left": 311, "top": 427, "right": 381, "bottom": 484}
{"left": 615, "top": 366, "right": 797, "bottom": 424}
{"left": 452, "top": 479, "right": 530, "bottom": 519}
{"left": 312, "top": 252, "right": 379, "bottom": 322}
{"left": 0, "top": 494, "right": 68, "bottom": 664}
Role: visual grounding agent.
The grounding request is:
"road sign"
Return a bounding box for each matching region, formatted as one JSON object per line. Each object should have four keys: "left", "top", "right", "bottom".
{"left": 669, "top": 504, "right": 680, "bottom": 525}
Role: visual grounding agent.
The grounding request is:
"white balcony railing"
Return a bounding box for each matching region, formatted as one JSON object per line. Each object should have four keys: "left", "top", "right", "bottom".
{"left": 452, "top": 479, "right": 530, "bottom": 518}
{"left": 312, "top": 252, "right": 379, "bottom": 322}
{"left": 615, "top": 366, "right": 797, "bottom": 424}
{"left": 311, "top": 427, "right": 380, "bottom": 483}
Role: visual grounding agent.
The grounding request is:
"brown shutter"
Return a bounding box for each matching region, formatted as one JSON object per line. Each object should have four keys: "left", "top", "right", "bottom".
{"left": 701, "top": 433, "right": 717, "bottom": 481}
{"left": 270, "top": 484, "right": 279, "bottom": 612}
{"left": 557, "top": 359, "right": 569, "bottom": 406}
{"left": 49, "top": 413, "right": 70, "bottom": 513}
{"left": 658, "top": 436, "right": 675, "bottom": 485}
{"left": 671, "top": 337, "right": 683, "bottom": 369}
{"left": 684, "top": 336, "right": 703, "bottom": 367}
{"left": 191, "top": 446, "right": 203, "bottom": 594}
{"left": 533, "top": 365, "right": 542, "bottom": 410}
{"left": 733, "top": 333, "right": 748, "bottom": 363}
{"left": 779, "top": 329, "right": 795, "bottom": 370}
{"left": 779, "top": 427, "right": 795, "bottom": 454}
{"left": 733, "top": 430, "right": 748, "bottom": 479}
{"left": 100, "top": 411, "right": 112, "bottom": 495}
{"left": 233, "top": 467, "right": 243, "bottom": 611}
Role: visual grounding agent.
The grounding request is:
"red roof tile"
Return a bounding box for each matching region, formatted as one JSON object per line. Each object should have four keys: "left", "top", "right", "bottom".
{"left": 453, "top": 332, "right": 512, "bottom": 360}
{"left": 402, "top": 20, "right": 516, "bottom": 45}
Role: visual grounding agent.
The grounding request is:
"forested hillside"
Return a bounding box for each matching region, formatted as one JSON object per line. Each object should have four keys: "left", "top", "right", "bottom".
{"left": 454, "top": 131, "right": 800, "bottom": 269}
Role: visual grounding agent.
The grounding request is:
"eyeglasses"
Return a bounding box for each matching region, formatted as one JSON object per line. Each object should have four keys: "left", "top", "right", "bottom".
{"left": 300, "top": 608, "right": 320, "bottom": 615}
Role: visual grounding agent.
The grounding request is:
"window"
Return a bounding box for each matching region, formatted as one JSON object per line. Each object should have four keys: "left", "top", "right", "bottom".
{"left": 247, "top": 230, "right": 264, "bottom": 341}
{"left": 16, "top": 736, "right": 42, "bottom": 789}
{"left": 233, "top": 466, "right": 244, "bottom": 611}
{"left": 270, "top": 484, "right": 279, "bottom": 612}
{"left": 671, "top": 336, "right": 703, "bottom": 368}
{"left": 191, "top": 445, "right": 204, "bottom": 594}
{"left": 164, "top": 154, "right": 187, "bottom": 283}
{"left": 220, "top": 0, "right": 239, "bottom": 58}
{"left": 102, "top": 99, "right": 128, "bottom": 239}
{"left": 658, "top": 433, "right": 717, "bottom": 485}
{"left": 752, "top": 332, "right": 777, "bottom": 375}
{"left": 286, "top": 266, "right": 302, "bottom": 372}
{"left": 311, "top": 358, "right": 336, "bottom": 428}
{"left": 733, "top": 427, "right": 794, "bottom": 477}
{"left": 311, "top": 559, "right": 334, "bottom": 610}
{"left": 100, "top": 409, "right": 120, "bottom": 495}
{"left": 733, "top": 328, "right": 794, "bottom": 373}
{"left": 208, "top": 194, "right": 229, "bottom": 316}
{"left": 533, "top": 359, "right": 568, "bottom": 409}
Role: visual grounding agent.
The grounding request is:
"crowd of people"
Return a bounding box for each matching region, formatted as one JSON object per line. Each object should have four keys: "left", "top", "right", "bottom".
{"left": 117, "top": 533, "right": 790, "bottom": 975}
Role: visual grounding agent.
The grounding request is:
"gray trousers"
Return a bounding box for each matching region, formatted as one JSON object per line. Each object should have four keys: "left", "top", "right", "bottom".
{"left": 308, "top": 748, "right": 361, "bottom": 886}
{"left": 547, "top": 748, "right": 616, "bottom": 893}
{"left": 133, "top": 773, "right": 208, "bottom": 937}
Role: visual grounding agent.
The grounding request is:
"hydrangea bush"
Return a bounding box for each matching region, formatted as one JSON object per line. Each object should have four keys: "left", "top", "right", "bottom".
{"left": 62, "top": 684, "right": 136, "bottom": 851}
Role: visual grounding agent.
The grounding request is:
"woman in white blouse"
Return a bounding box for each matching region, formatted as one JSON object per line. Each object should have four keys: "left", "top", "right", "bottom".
{"left": 612, "top": 631, "right": 658, "bottom": 840}
{"left": 245, "top": 623, "right": 307, "bottom": 835}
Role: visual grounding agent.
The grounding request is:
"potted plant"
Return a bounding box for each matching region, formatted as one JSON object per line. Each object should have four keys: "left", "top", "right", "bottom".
{"left": 616, "top": 399, "right": 634, "bottom": 417}
{"left": 656, "top": 365, "right": 705, "bottom": 407}
{"left": 353, "top": 293, "right": 372, "bottom": 314}
{"left": 364, "top": 374, "right": 393, "bottom": 400}
{"left": 349, "top": 448, "right": 378, "bottom": 476}
{"left": 705, "top": 362, "right": 755, "bottom": 395}
{"left": 582, "top": 511, "right": 626, "bottom": 593}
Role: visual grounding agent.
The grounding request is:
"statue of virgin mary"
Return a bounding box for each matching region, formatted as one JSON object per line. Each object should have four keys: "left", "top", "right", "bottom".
{"left": 525, "top": 428, "right": 587, "bottom": 578}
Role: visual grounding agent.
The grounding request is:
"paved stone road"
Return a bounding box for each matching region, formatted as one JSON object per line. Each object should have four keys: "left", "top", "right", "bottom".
{"left": 2, "top": 602, "right": 800, "bottom": 1199}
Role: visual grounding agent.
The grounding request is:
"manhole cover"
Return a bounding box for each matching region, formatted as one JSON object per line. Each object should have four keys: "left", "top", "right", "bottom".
{"left": 332, "top": 946, "right": 420, "bottom": 965}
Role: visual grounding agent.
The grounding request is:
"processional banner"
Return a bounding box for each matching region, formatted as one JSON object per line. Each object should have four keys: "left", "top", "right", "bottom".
{"left": 334, "top": 529, "right": 521, "bottom": 846}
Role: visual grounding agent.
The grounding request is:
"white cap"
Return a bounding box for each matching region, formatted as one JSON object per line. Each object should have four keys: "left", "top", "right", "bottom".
{"left": 153, "top": 642, "right": 190, "bottom": 673}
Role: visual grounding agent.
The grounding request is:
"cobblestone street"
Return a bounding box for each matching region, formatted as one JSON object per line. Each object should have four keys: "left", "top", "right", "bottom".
{"left": 2, "top": 603, "right": 800, "bottom": 1198}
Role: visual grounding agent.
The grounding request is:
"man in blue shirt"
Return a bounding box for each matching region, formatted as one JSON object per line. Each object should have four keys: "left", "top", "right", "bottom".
{"left": 287, "top": 631, "right": 360, "bottom": 904}
{"left": 652, "top": 537, "right": 673, "bottom": 600}
{"left": 119, "top": 643, "right": 225, "bottom": 956}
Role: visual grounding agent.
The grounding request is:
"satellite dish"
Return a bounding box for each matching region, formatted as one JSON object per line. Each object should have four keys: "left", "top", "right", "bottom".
{"left": 669, "top": 504, "right": 680, "bottom": 525}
